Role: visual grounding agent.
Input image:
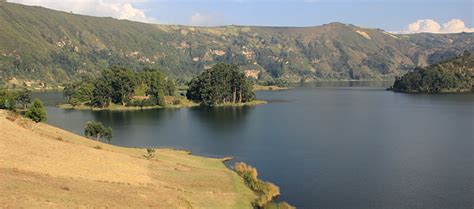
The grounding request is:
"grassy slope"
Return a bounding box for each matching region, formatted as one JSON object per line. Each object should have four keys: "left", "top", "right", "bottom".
{"left": 0, "top": 1, "right": 472, "bottom": 85}
{"left": 0, "top": 110, "right": 256, "bottom": 208}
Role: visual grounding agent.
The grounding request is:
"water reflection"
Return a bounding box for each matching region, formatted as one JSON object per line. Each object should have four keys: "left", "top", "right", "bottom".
{"left": 296, "top": 80, "right": 393, "bottom": 88}
{"left": 189, "top": 106, "right": 253, "bottom": 131}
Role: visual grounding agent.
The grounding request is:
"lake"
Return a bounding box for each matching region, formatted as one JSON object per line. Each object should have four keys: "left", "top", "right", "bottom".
{"left": 35, "top": 82, "right": 474, "bottom": 209}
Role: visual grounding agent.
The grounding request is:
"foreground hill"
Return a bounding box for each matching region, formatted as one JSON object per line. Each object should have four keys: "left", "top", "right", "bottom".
{"left": 0, "top": 110, "right": 256, "bottom": 208}
{"left": 0, "top": 1, "right": 473, "bottom": 88}
{"left": 391, "top": 52, "right": 474, "bottom": 93}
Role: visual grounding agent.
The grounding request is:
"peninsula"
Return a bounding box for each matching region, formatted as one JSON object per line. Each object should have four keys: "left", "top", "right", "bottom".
{"left": 0, "top": 110, "right": 258, "bottom": 208}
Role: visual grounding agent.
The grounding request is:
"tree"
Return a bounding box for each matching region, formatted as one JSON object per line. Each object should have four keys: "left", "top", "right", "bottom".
{"left": 64, "top": 78, "right": 94, "bottom": 106}
{"left": 108, "top": 67, "right": 136, "bottom": 105}
{"left": 64, "top": 66, "right": 177, "bottom": 108}
{"left": 165, "top": 79, "right": 177, "bottom": 96}
{"left": 84, "top": 121, "right": 112, "bottom": 143}
{"left": 24, "top": 99, "right": 47, "bottom": 123}
{"left": 0, "top": 89, "right": 18, "bottom": 110}
{"left": 186, "top": 63, "right": 256, "bottom": 106}
{"left": 156, "top": 89, "right": 166, "bottom": 106}
{"left": 16, "top": 88, "right": 31, "bottom": 109}
{"left": 91, "top": 78, "right": 112, "bottom": 107}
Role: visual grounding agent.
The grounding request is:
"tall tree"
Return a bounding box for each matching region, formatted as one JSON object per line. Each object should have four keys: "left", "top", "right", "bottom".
{"left": 108, "top": 67, "right": 136, "bottom": 105}
{"left": 186, "top": 63, "right": 255, "bottom": 106}
{"left": 91, "top": 78, "right": 112, "bottom": 108}
{"left": 16, "top": 88, "right": 31, "bottom": 109}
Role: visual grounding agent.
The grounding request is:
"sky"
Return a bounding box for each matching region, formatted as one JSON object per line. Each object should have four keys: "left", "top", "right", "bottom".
{"left": 7, "top": 0, "right": 474, "bottom": 33}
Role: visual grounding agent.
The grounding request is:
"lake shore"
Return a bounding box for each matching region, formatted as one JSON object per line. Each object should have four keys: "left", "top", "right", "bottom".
{"left": 254, "top": 85, "right": 290, "bottom": 91}
{"left": 58, "top": 100, "right": 267, "bottom": 111}
{"left": 0, "top": 109, "right": 258, "bottom": 208}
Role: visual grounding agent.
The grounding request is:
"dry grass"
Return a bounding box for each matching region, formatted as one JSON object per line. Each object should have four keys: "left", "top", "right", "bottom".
{"left": 0, "top": 110, "right": 256, "bottom": 208}
{"left": 234, "top": 162, "right": 281, "bottom": 207}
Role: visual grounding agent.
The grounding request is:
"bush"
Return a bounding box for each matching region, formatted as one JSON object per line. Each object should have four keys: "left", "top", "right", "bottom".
{"left": 84, "top": 121, "right": 112, "bottom": 143}
{"left": 146, "top": 148, "right": 156, "bottom": 159}
{"left": 24, "top": 99, "right": 47, "bottom": 123}
{"left": 235, "top": 162, "right": 280, "bottom": 207}
{"left": 0, "top": 89, "right": 18, "bottom": 110}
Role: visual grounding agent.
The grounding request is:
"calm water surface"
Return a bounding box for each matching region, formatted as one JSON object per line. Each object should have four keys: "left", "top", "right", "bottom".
{"left": 35, "top": 82, "right": 474, "bottom": 209}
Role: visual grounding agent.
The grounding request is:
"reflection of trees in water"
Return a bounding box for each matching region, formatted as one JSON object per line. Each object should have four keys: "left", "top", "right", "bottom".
{"left": 90, "top": 109, "right": 180, "bottom": 127}
{"left": 300, "top": 81, "right": 393, "bottom": 88}
{"left": 189, "top": 106, "right": 254, "bottom": 132}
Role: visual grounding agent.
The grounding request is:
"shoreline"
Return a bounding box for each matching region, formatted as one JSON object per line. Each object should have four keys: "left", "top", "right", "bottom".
{"left": 254, "top": 85, "right": 290, "bottom": 91}
{"left": 0, "top": 110, "right": 271, "bottom": 207}
{"left": 57, "top": 100, "right": 267, "bottom": 111}
{"left": 387, "top": 87, "right": 473, "bottom": 94}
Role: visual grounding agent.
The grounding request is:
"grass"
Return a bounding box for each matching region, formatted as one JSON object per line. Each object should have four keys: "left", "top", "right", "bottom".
{"left": 0, "top": 109, "right": 257, "bottom": 208}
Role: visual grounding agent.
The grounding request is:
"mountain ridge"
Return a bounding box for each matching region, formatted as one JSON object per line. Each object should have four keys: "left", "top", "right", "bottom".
{"left": 0, "top": 2, "right": 473, "bottom": 88}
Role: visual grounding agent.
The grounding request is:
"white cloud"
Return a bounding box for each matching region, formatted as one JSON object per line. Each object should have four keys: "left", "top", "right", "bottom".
{"left": 189, "top": 12, "right": 224, "bottom": 26}
{"left": 7, "top": 0, "right": 156, "bottom": 23}
{"left": 402, "top": 19, "right": 474, "bottom": 34}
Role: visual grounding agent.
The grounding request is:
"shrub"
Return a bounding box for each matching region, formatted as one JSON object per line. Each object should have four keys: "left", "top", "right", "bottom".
{"left": 24, "top": 99, "right": 47, "bottom": 123}
{"left": 146, "top": 148, "right": 156, "bottom": 159}
{"left": 84, "top": 121, "right": 112, "bottom": 143}
{"left": 0, "top": 89, "right": 18, "bottom": 110}
{"left": 234, "top": 162, "right": 280, "bottom": 207}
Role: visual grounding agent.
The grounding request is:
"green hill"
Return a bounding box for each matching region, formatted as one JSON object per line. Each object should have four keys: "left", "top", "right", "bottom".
{"left": 390, "top": 52, "right": 473, "bottom": 93}
{"left": 0, "top": 1, "right": 473, "bottom": 88}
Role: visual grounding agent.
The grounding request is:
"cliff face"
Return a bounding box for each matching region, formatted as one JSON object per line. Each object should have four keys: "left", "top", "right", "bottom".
{"left": 0, "top": 2, "right": 473, "bottom": 87}
{"left": 0, "top": 110, "right": 256, "bottom": 208}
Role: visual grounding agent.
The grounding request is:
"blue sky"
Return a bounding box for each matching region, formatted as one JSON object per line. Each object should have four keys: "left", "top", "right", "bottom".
{"left": 8, "top": 0, "right": 474, "bottom": 33}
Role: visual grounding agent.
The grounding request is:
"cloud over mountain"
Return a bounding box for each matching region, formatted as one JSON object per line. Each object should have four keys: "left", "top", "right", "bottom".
{"left": 402, "top": 19, "right": 474, "bottom": 34}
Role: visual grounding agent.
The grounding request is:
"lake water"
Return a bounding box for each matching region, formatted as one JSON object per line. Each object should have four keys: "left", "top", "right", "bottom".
{"left": 35, "top": 82, "right": 474, "bottom": 209}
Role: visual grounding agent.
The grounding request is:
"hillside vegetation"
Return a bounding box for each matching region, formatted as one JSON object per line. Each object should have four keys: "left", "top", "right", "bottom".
{"left": 391, "top": 52, "right": 474, "bottom": 93}
{"left": 0, "top": 109, "right": 258, "bottom": 208}
{"left": 0, "top": 1, "right": 473, "bottom": 88}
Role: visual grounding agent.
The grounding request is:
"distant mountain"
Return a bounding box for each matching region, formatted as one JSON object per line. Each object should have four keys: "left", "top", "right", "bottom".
{"left": 0, "top": 1, "right": 473, "bottom": 88}
{"left": 391, "top": 52, "right": 473, "bottom": 93}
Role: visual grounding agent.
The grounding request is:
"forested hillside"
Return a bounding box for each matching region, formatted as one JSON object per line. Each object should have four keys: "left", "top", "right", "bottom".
{"left": 391, "top": 52, "right": 473, "bottom": 93}
{"left": 0, "top": 1, "right": 473, "bottom": 88}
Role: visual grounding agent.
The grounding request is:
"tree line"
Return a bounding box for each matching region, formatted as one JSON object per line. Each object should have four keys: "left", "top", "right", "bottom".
{"left": 64, "top": 67, "right": 176, "bottom": 108}
{"left": 186, "top": 63, "right": 255, "bottom": 106}
{"left": 0, "top": 89, "right": 47, "bottom": 123}
{"left": 0, "top": 88, "right": 32, "bottom": 110}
